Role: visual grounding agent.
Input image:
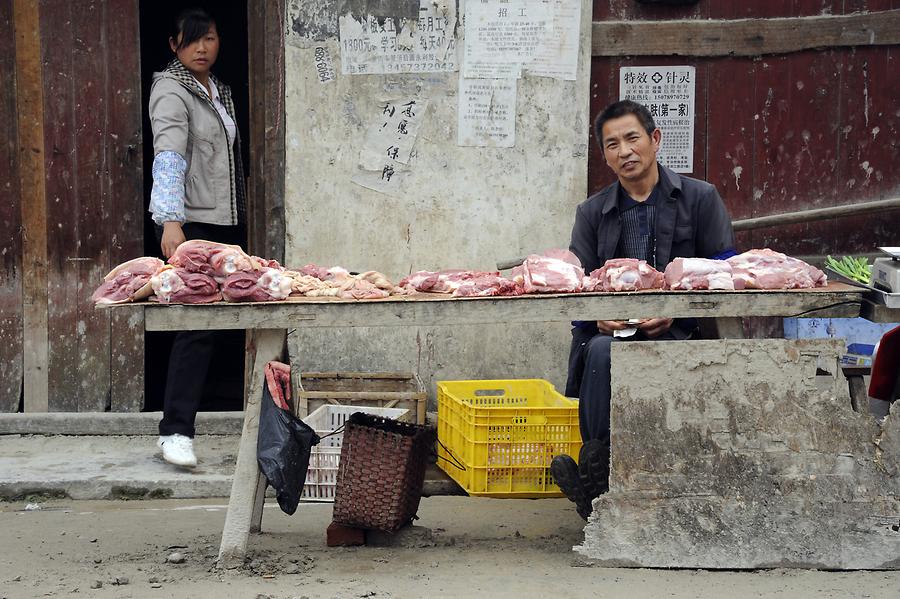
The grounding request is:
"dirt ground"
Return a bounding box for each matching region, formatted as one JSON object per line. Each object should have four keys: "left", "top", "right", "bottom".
{"left": 2, "top": 496, "right": 898, "bottom": 599}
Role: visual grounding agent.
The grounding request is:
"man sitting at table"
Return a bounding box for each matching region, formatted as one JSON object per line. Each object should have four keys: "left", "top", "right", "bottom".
{"left": 551, "top": 100, "right": 737, "bottom": 519}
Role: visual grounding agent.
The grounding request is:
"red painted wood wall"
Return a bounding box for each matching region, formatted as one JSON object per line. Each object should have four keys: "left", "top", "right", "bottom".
{"left": 0, "top": 0, "right": 23, "bottom": 411}
{"left": 589, "top": 0, "right": 900, "bottom": 259}
{"left": 2, "top": 0, "right": 145, "bottom": 412}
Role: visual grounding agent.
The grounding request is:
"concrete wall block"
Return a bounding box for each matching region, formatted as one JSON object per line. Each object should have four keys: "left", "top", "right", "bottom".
{"left": 282, "top": 2, "right": 592, "bottom": 384}
{"left": 578, "top": 339, "right": 900, "bottom": 569}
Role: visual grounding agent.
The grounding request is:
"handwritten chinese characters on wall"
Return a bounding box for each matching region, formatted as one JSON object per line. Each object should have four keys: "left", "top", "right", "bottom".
{"left": 352, "top": 98, "right": 429, "bottom": 195}
{"left": 619, "top": 66, "right": 696, "bottom": 173}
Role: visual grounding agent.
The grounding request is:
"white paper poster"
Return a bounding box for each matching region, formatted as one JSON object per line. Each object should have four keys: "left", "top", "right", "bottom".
{"left": 353, "top": 98, "right": 428, "bottom": 195}
{"left": 338, "top": 1, "right": 458, "bottom": 75}
{"left": 619, "top": 66, "right": 696, "bottom": 173}
{"left": 463, "top": 0, "right": 581, "bottom": 81}
{"left": 457, "top": 76, "right": 517, "bottom": 147}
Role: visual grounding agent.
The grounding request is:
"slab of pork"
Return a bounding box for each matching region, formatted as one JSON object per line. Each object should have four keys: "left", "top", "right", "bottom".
{"left": 664, "top": 258, "right": 736, "bottom": 290}
{"left": 222, "top": 267, "right": 294, "bottom": 302}
{"left": 727, "top": 248, "right": 827, "bottom": 289}
{"left": 91, "top": 257, "right": 164, "bottom": 304}
{"left": 168, "top": 239, "right": 255, "bottom": 283}
{"left": 400, "top": 270, "right": 481, "bottom": 294}
{"left": 520, "top": 255, "right": 584, "bottom": 293}
{"left": 150, "top": 265, "right": 222, "bottom": 304}
{"left": 305, "top": 278, "right": 390, "bottom": 300}
{"left": 452, "top": 274, "right": 523, "bottom": 297}
{"left": 587, "top": 258, "right": 665, "bottom": 292}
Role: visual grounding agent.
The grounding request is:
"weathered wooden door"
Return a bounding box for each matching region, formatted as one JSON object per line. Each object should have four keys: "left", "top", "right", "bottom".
{"left": 8, "top": 0, "right": 144, "bottom": 412}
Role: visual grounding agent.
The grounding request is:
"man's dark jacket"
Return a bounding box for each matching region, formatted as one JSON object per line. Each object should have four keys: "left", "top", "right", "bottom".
{"left": 569, "top": 163, "right": 735, "bottom": 275}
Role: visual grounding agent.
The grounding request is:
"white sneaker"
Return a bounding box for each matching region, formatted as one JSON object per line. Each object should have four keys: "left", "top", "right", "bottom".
{"left": 157, "top": 434, "right": 198, "bottom": 468}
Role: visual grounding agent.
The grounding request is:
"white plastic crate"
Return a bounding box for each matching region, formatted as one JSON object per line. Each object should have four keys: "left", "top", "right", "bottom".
{"left": 300, "top": 404, "right": 409, "bottom": 502}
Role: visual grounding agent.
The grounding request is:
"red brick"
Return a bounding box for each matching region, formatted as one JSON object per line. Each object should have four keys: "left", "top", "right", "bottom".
{"left": 326, "top": 521, "right": 365, "bottom": 547}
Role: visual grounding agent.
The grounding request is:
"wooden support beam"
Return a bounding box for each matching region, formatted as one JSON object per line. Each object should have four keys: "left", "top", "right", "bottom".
{"left": 217, "top": 328, "right": 285, "bottom": 569}
{"left": 592, "top": 9, "right": 900, "bottom": 57}
{"left": 732, "top": 197, "right": 900, "bottom": 232}
{"left": 247, "top": 0, "right": 286, "bottom": 263}
{"left": 135, "top": 286, "right": 864, "bottom": 332}
{"left": 14, "top": 0, "right": 49, "bottom": 412}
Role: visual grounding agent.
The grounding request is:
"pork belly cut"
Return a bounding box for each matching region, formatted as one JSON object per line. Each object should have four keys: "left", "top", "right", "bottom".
{"left": 520, "top": 255, "right": 584, "bottom": 293}
{"left": 664, "top": 258, "right": 735, "bottom": 290}
{"left": 293, "top": 264, "right": 330, "bottom": 280}
{"left": 91, "top": 257, "right": 164, "bottom": 304}
{"left": 222, "top": 267, "right": 294, "bottom": 302}
{"left": 150, "top": 265, "right": 222, "bottom": 304}
{"left": 357, "top": 271, "right": 411, "bottom": 295}
{"left": 305, "top": 278, "right": 390, "bottom": 300}
{"left": 587, "top": 258, "right": 665, "bottom": 292}
{"left": 283, "top": 272, "right": 332, "bottom": 296}
{"left": 452, "top": 273, "right": 523, "bottom": 297}
{"left": 727, "top": 248, "right": 827, "bottom": 289}
{"left": 168, "top": 239, "right": 255, "bottom": 283}
{"left": 400, "top": 269, "right": 482, "bottom": 294}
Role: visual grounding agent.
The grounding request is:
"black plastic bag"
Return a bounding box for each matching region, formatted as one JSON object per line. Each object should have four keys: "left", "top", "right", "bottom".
{"left": 257, "top": 383, "right": 320, "bottom": 515}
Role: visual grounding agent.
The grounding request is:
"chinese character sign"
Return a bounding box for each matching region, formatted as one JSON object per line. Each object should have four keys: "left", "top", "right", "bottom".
{"left": 619, "top": 66, "right": 696, "bottom": 173}
{"left": 457, "top": 76, "right": 517, "bottom": 148}
{"left": 463, "top": 0, "right": 581, "bottom": 81}
{"left": 338, "top": 1, "right": 457, "bottom": 75}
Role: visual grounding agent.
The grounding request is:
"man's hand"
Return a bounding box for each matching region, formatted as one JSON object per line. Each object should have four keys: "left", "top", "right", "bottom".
{"left": 596, "top": 320, "right": 630, "bottom": 335}
{"left": 160, "top": 221, "right": 186, "bottom": 259}
{"left": 637, "top": 318, "right": 673, "bottom": 339}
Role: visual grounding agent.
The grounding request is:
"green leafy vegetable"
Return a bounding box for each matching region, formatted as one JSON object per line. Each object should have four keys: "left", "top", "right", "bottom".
{"left": 825, "top": 255, "right": 872, "bottom": 284}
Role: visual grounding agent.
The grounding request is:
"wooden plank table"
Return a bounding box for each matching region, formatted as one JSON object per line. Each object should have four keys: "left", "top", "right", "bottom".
{"left": 123, "top": 282, "right": 885, "bottom": 567}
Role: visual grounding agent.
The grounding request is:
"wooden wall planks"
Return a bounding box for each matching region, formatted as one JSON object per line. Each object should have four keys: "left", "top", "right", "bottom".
{"left": 247, "top": 0, "right": 286, "bottom": 264}
{"left": 15, "top": 0, "right": 49, "bottom": 412}
{"left": 7, "top": 0, "right": 146, "bottom": 413}
{"left": 106, "top": 0, "right": 144, "bottom": 412}
{"left": 41, "top": 0, "right": 83, "bottom": 412}
{"left": 588, "top": 3, "right": 900, "bottom": 260}
{"left": 0, "top": 0, "right": 23, "bottom": 411}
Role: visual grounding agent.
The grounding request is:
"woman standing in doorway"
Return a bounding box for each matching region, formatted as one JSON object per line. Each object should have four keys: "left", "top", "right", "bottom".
{"left": 149, "top": 7, "right": 246, "bottom": 467}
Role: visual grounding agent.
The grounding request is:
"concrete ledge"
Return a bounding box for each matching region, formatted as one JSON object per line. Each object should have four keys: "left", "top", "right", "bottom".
{"left": 0, "top": 433, "right": 464, "bottom": 502}
{"left": 0, "top": 412, "right": 245, "bottom": 436}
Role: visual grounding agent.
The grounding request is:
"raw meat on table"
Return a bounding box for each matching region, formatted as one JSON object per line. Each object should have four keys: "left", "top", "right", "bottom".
{"left": 282, "top": 272, "right": 332, "bottom": 296}
{"left": 452, "top": 273, "right": 523, "bottom": 297}
{"left": 150, "top": 265, "right": 222, "bottom": 304}
{"left": 264, "top": 361, "right": 292, "bottom": 411}
{"left": 168, "top": 239, "right": 255, "bottom": 283}
{"left": 222, "top": 267, "right": 294, "bottom": 302}
{"left": 305, "top": 278, "right": 390, "bottom": 300}
{"left": 519, "top": 255, "right": 584, "bottom": 293}
{"left": 664, "top": 258, "right": 736, "bottom": 290}
{"left": 587, "top": 259, "right": 665, "bottom": 292}
{"left": 91, "top": 257, "right": 163, "bottom": 305}
{"left": 400, "top": 270, "right": 485, "bottom": 294}
{"left": 357, "top": 271, "right": 410, "bottom": 295}
{"left": 728, "top": 249, "right": 827, "bottom": 289}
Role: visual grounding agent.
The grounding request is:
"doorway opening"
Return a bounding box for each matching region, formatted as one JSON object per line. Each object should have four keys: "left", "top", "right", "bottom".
{"left": 138, "top": 0, "right": 249, "bottom": 412}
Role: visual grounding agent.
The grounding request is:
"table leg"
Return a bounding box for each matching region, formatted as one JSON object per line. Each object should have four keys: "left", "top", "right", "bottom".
{"left": 217, "top": 328, "right": 286, "bottom": 569}
{"left": 711, "top": 317, "right": 745, "bottom": 339}
{"left": 847, "top": 375, "right": 868, "bottom": 413}
{"left": 249, "top": 471, "right": 267, "bottom": 533}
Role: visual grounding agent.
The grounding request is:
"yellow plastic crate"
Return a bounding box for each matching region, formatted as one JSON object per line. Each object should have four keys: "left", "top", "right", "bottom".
{"left": 437, "top": 379, "right": 582, "bottom": 498}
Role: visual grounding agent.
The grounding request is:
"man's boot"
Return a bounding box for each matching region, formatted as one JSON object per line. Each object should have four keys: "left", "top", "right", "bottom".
{"left": 577, "top": 440, "right": 609, "bottom": 500}
{"left": 551, "top": 454, "right": 594, "bottom": 519}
